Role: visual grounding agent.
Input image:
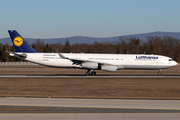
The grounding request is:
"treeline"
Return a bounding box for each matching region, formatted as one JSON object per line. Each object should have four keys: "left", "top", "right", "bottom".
{"left": 0, "top": 43, "right": 19, "bottom": 62}
{"left": 0, "top": 36, "right": 180, "bottom": 62}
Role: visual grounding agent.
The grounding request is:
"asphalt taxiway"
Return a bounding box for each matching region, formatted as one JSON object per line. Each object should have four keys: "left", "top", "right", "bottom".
{"left": 0, "top": 74, "right": 180, "bottom": 78}
{"left": 0, "top": 98, "right": 180, "bottom": 120}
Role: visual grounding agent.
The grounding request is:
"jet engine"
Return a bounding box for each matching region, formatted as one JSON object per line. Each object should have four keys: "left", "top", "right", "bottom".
{"left": 101, "top": 65, "right": 117, "bottom": 72}
{"left": 82, "top": 62, "right": 98, "bottom": 69}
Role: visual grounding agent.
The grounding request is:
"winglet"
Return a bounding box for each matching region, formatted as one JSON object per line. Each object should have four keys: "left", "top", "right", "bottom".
{"left": 8, "top": 30, "right": 39, "bottom": 53}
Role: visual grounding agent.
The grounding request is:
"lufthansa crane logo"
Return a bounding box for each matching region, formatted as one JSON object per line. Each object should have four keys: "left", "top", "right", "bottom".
{"left": 13, "top": 36, "right": 23, "bottom": 47}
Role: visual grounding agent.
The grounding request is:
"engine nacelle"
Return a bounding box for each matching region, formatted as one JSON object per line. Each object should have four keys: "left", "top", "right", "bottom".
{"left": 101, "top": 65, "right": 117, "bottom": 72}
{"left": 82, "top": 62, "right": 98, "bottom": 69}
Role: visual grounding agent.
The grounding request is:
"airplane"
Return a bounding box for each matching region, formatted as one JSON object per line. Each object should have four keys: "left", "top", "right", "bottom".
{"left": 7, "top": 30, "right": 178, "bottom": 75}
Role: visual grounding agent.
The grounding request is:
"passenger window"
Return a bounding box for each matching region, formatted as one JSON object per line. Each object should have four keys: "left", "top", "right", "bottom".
{"left": 169, "top": 59, "right": 173, "bottom": 61}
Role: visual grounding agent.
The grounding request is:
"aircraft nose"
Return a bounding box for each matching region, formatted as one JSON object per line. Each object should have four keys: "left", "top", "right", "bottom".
{"left": 174, "top": 61, "right": 178, "bottom": 66}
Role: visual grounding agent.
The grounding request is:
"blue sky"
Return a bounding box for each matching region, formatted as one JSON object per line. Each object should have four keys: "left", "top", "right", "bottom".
{"left": 0, "top": 0, "right": 180, "bottom": 38}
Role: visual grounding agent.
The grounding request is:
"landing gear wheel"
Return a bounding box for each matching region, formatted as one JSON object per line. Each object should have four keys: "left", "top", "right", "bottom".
{"left": 85, "top": 71, "right": 90, "bottom": 76}
{"left": 85, "top": 70, "right": 96, "bottom": 76}
{"left": 157, "top": 69, "right": 161, "bottom": 76}
{"left": 157, "top": 72, "right": 161, "bottom": 76}
{"left": 91, "top": 71, "right": 96, "bottom": 75}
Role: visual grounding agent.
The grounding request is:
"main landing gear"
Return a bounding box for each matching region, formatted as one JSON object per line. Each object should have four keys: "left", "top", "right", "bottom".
{"left": 157, "top": 69, "right": 161, "bottom": 76}
{"left": 85, "top": 69, "right": 96, "bottom": 76}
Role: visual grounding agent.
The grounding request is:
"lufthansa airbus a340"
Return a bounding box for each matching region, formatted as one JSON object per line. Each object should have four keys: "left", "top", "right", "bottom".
{"left": 7, "top": 30, "right": 177, "bottom": 75}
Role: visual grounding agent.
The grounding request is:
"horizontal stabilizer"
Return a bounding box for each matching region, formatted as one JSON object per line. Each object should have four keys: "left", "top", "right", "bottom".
{"left": 6, "top": 51, "right": 27, "bottom": 59}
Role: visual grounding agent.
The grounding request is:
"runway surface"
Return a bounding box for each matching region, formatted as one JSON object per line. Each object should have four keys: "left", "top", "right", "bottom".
{"left": 0, "top": 74, "right": 180, "bottom": 78}
{"left": 0, "top": 98, "right": 180, "bottom": 120}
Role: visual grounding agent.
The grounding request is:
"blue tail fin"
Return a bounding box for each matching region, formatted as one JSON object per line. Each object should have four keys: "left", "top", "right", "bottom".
{"left": 8, "top": 30, "right": 39, "bottom": 53}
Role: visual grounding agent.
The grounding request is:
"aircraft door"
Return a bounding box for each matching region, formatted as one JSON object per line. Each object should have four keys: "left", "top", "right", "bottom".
{"left": 128, "top": 57, "right": 132, "bottom": 63}
{"left": 38, "top": 54, "right": 42, "bottom": 61}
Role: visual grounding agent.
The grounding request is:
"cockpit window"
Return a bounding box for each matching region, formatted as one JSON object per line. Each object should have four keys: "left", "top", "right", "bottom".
{"left": 169, "top": 59, "right": 173, "bottom": 61}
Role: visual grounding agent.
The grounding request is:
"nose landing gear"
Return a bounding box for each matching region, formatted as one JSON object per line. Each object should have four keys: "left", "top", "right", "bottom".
{"left": 85, "top": 69, "right": 96, "bottom": 76}
{"left": 157, "top": 69, "right": 161, "bottom": 76}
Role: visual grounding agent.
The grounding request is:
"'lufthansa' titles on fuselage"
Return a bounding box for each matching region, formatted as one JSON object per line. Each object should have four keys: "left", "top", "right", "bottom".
{"left": 136, "top": 56, "right": 158, "bottom": 59}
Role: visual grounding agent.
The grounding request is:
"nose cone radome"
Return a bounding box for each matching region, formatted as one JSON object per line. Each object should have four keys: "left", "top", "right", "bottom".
{"left": 173, "top": 61, "right": 178, "bottom": 66}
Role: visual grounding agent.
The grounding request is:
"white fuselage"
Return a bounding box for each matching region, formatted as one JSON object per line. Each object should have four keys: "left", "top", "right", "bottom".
{"left": 13, "top": 53, "right": 177, "bottom": 70}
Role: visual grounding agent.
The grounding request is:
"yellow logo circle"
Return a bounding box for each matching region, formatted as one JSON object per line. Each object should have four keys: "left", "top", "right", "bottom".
{"left": 13, "top": 36, "right": 23, "bottom": 47}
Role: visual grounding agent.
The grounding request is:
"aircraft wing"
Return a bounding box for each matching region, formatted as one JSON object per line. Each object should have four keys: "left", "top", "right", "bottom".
{"left": 59, "top": 53, "right": 107, "bottom": 65}
{"left": 59, "top": 53, "right": 121, "bottom": 72}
